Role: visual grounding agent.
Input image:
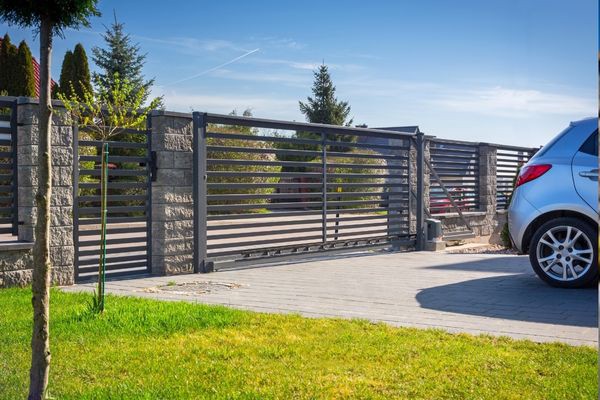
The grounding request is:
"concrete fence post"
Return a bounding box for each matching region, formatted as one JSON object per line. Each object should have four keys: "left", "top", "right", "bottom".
{"left": 16, "top": 98, "right": 75, "bottom": 285}
{"left": 478, "top": 144, "right": 497, "bottom": 236}
{"left": 415, "top": 131, "right": 426, "bottom": 250}
{"left": 149, "top": 111, "right": 195, "bottom": 275}
{"left": 408, "top": 132, "right": 430, "bottom": 243}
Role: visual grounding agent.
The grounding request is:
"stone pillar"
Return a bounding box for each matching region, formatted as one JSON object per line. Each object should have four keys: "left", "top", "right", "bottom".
{"left": 387, "top": 136, "right": 410, "bottom": 247}
{"left": 477, "top": 144, "right": 497, "bottom": 236}
{"left": 17, "top": 98, "right": 75, "bottom": 285}
{"left": 150, "top": 111, "right": 195, "bottom": 275}
{"left": 408, "top": 134, "right": 430, "bottom": 236}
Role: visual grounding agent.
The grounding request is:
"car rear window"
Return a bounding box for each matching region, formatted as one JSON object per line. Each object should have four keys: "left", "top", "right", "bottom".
{"left": 531, "top": 125, "right": 571, "bottom": 159}
{"left": 578, "top": 129, "right": 598, "bottom": 156}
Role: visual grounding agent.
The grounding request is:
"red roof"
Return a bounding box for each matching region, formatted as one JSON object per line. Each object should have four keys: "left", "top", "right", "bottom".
{"left": 0, "top": 38, "right": 57, "bottom": 97}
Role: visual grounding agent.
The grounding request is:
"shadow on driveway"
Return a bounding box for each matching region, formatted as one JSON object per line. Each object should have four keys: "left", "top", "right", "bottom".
{"left": 417, "top": 256, "right": 597, "bottom": 328}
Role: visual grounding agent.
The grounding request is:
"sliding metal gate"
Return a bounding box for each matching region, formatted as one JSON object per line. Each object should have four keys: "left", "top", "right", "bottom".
{"left": 73, "top": 125, "right": 152, "bottom": 282}
{"left": 0, "top": 98, "right": 17, "bottom": 236}
{"left": 192, "top": 112, "right": 417, "bottom": 271}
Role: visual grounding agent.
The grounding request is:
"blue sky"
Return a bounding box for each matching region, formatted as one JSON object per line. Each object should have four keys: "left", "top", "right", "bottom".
{"left": 1, "top": 0, "right": 597, "bottom": 146}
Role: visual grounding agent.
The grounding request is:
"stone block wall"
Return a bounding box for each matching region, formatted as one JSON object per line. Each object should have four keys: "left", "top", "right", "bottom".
{"left": 0, "top": 98, "right": 75, "bottom": 287}
{"left": 150, "top": 111, "right": 195, "bottom": 275}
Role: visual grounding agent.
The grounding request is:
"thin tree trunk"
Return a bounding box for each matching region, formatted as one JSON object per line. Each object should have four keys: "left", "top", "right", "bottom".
{"left": 29, "top": 18, "right": 53, "bottom": 400}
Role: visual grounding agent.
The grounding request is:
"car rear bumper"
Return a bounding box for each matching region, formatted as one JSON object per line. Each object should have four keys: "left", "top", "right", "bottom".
{"left": 507, "top": 189, "right": 541, "bottom": 253}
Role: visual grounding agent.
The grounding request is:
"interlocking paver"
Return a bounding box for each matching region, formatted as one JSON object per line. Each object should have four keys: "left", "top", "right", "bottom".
{"left": 62, "top": 251, "right": 598, "bottom": 346}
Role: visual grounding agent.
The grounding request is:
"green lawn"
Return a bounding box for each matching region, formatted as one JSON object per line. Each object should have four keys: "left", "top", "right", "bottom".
{"left": 0, "top": 288, "right": 596, "bottom": 399}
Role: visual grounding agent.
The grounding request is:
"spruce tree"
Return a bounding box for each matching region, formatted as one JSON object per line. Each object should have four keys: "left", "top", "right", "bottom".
{"left": 92, "top": 15, "right": 154, "bottom": 103}
{"left": 57, "top": 50, "right": 74, "bottom": 97}
{"left": 71, "top": 43, "right": 92, "bottom": 99}
{"left": 299, "top": 64, "right": 354, "bottom": 151}
{"left": 0, "top": 34, "right": 18, "bottom": 95}
{"left": 16, "top": 40, "right": 36, "bottom": 97}
{"left": 57, "top": 44, "right": 92, "bottom": 100}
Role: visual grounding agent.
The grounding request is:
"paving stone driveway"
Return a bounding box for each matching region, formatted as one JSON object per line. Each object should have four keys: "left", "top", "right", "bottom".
{"left": 63, "top": 251, "right": 598, "bottom": 347}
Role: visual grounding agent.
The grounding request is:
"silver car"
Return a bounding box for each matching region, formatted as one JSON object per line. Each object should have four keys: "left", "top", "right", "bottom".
{"left": 508, "top": 117, "right": 598, "bottom": 288}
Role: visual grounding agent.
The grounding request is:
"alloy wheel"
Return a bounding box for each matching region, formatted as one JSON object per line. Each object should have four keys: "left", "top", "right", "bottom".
{"left": 536, "top": 225, "right": 594, "bottom": 282}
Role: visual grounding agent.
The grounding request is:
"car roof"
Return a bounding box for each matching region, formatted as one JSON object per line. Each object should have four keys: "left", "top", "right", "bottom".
{"left": 569, "top": 117, "right": 597, "bottom": 129}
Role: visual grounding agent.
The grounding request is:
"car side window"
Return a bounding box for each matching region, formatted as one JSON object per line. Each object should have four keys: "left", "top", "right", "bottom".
{"left": 579, "top": 130, "right": 598, "bottom": 156}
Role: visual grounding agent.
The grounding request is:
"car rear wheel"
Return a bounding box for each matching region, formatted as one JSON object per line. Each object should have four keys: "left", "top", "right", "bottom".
{"left": 528, "top": 217, "right": 598, "bottom": 288}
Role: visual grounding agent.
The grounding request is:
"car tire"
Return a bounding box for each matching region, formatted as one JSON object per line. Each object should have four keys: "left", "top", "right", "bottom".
{"left": 528, "top": 217, "right": 598, "bottom": 288}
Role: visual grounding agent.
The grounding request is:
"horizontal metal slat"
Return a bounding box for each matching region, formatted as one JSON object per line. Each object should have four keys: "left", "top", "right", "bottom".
{"left": 78, "top": 140, "right": 147, "bottom": 149}
{"left": 78, "top": 226, "right": 147, "bottom": 236}
{"left": 207, "top": 201, "right": 323, "bottom": 212}
{"left": 79, "top": 155, "right": 148, "bottom": 163}
{"left": 77, "top": 254, "right": 148, "bottom": 266}
{"left": 208, "top": 171, "right": 322, "bottom": 179}
{"left": 78, "top": 245, "right": 147, "bottom": 257}
{"left": 205, "top": 114, "right": 415, "bottom": 140}
{"left": 79, "top": 169, "right": 147, "bottom": 177}
{"left": 207, "top": 131, "right": 322, "bottom": 146}
{"left": 79, "top": 182, "right": 147, "bottom": 189}
{"left": 208, "top": 218, "right": 323, "bottom": 231}
{"left": 208, "top": 225, "right": 323, "bottom": 240}
{"left": 207, "top": 210, "right": 323, "bottom": 221}
{"left": 208, "top": 192, "right": 323, "bottom": 201}
{"left": 78, "top": 236, "right": 147, "bottom": 247}
{"left": 77, "top": 261, "right": 148, "bottom": 274}
{"left": 77, "top": 216, "right": 147, "bottom": 225}
{"left": 207, "top": 234, "right": 325, "bottom": 250}
{"left": 78, "top": 195, "right": 148, "bottom": 202}
{"left": 79, "top": 126, "right": 149, "bottom": 136}
{"left": 78, "top": 205, "right": 147, "bottom": 215}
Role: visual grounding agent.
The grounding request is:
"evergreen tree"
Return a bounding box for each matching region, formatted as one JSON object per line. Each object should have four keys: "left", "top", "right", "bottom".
{"left": 56, "top": 43, "right": 92, "bottom": 100}
{"left": 57, "top": 50, "right": 74, "bottom": 97}
{"left": 16, "top": 40, "right": 36, "bottom": 97}
{"left": 299, "top": 64, "right": 354, "bottom": 151}
{"left": 0, "top": 34, "right": 18, "bottom": 95}
{"left": 72, "top": 43, "right": 92, "bottom": 99}
{"left": 92, "top": 15, "right": 155, "bottom": 104}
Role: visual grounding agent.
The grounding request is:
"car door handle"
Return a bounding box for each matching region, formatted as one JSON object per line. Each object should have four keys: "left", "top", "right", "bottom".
{"left": 579, "top": 169, "right": 599, "bottom": 178}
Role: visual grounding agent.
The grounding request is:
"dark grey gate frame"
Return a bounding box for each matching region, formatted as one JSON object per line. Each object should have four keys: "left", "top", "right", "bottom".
{"left": 192, "top": 112, "right": 425, "bottom": 272}
{"left": 0, "top": 98, "right": 18, "bottom": 236}
{"left": 72, "top": 123, "right": 153, "bottom": 282}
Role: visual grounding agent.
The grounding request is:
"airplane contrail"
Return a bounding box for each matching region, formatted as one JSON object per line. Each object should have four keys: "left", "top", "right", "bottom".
{"left": 165, "top": 48, "right": 260, "bottom": 86}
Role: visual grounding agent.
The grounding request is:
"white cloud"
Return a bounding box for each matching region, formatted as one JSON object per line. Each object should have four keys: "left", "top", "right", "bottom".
{"left": 432, "top": 86, "right": 595, "bottom": 117}
{"left": 246, "top": 57, "right": 364, "bottom": 73}
{"left": 161, "top": 92, "right": 300, "bottom": 120}
{"left": 134, "top": 35, "right": 250, "bottom": 54}
{"left": 208, "top": 68, "right": 309, "bottom": 86}
{"left": 247, "top": 36, "right": 306, "bottom": 50}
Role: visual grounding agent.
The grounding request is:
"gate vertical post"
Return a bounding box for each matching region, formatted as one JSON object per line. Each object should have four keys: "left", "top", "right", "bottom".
{"left": 415, "top": 130, "right": 425, "bottom": 250}
{"left": 10, "top": 100, "right": 17, "bottom": 235}
{"left": 193, "top": 112, "right": 210, "bottom": 273}
{"left": 146, "top": 115, "right": 153, "bottom": 274}
{"left": 321, "top": 132, "right": 327, "bottom": 244}
{"left": 72, "top": 124, "right": 80, "bottom": 279}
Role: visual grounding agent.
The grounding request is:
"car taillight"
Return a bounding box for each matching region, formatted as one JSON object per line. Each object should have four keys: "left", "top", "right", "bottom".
{"left": 515, "top": 164, "right": 552, "bottom": 188}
